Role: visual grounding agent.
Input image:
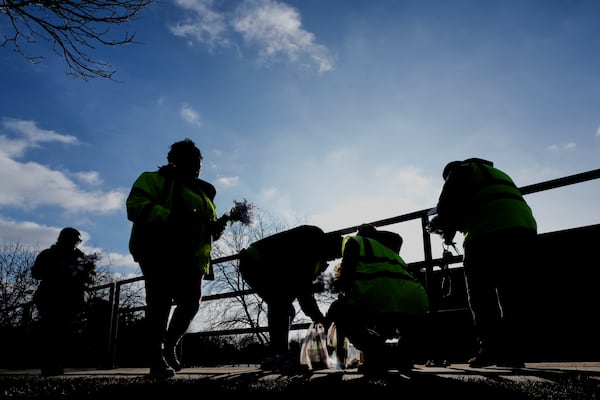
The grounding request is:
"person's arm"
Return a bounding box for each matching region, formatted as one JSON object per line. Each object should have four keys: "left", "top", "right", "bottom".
{"left": 337, "top": 237, "right": 360, "bottom": 294}
{"left": 436, "top": 165, "right": 470, "bottom": 242}
{"left": 126, "top": 172, "right": 170, "bottom": 225}
{"left": 31, "top": 250, "right": 50, "bottom": 281}
{"left": 297, "top": 291, "right": 325, "bottom": 324}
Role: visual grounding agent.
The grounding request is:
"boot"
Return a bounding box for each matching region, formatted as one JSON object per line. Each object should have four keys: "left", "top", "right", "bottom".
{"left": 148, "top": 344, "right": 175, "bottom": 379}
{"left": 164, "top": 342, "right": 182, "bottom": 372}
{"left": 148, "top": 356, "right": 175, "bottom": 379}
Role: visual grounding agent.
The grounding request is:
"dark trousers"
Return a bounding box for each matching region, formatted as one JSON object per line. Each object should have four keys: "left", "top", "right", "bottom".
{"left": 239, "top": 250, "right": 297, "bottom": 357}
{"left": 139, "top": 254, "right": 203, "bottom": 365}
{"left": 463, "top": 228, "right": 537, "bottom": 359}
{"left": 36, "top": 302, "right": 81, "bottom": 373}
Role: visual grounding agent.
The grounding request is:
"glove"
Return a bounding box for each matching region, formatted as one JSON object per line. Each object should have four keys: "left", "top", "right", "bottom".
{"left": 211, "top": 215, "right": 229, "bottom": 240}
{"left": 426, "top": 216, "right": 441, "bottom": 234}
{"left": 443, "top": 230, "right": 457, "bottom": 245}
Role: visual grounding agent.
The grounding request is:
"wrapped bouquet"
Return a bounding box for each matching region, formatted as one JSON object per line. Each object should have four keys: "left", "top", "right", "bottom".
{"left": 225, "top": 198, "right": 254, "bottom": 225}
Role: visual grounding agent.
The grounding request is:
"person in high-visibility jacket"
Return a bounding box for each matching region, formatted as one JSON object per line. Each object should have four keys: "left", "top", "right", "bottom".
{"left": 126, "top": 138, "right": 227, "bottom": 379}
{"left": 429, "top": 158, "right": 537, "bottom": 368}
{"left": 329, "top": 224, "right": 429, "bottom": 375}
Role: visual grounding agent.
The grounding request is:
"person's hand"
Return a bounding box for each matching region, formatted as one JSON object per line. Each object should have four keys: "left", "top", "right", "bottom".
{"left": 443, "top": 230, "right": 457, "bottom": 245}
{"left": 211, "top": 215, "right": 229, "bottom": 240}
{"left": 426, "top": 216, "right": 442, "bottom": 234}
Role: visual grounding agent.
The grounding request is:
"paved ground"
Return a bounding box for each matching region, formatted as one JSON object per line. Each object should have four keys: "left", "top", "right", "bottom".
{"left": 2, "top": 362, "right": 599, "bottom": 399}
{"left": 3, "top": 362, "right": 600, "bottom": 383}
{"left": 3, "top": 361, "right": 600, "bottom": 378}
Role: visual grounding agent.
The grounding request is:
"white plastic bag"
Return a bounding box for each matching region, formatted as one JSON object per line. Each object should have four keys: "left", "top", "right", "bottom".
{"left": 299, "top": 322, "right": 330, "bottom": 370}
{"left": 327, "top": 322, "right": 362, "bottom": 369}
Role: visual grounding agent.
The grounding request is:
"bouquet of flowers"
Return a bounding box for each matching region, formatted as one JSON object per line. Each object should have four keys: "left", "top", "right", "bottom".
{"left": 225, "top": 198, "right": 254, "bottom": 225}
{"left": 74, "top": 253, "right": 99, "bottom": 283}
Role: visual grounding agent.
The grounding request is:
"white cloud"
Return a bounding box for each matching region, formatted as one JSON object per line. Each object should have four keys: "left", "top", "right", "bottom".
{"left": 0, "top": 217, "right": 58, "bottom": 250}
{"left": 216, "top": 175, "right": 239, "bottom": 187}
{"left": 232, "top": 0, "right": 334, "bottom": 72}
{"left": 0, "top": 118, "right": 126, "bottom": 213}
{"left": 170, "top": 0, "right": 230, "bottom": 49}
{"left": 170, "top": 0, "right": 334, "bottom": 72}
{"left": 3, "top": 118, "right": 78, "bottom": 147}
{"left": 74, "top": 171, "right": 103, "bottom": 186}
{"left": 546, "top": 143, "right": 576, "bottom": 152}
{"left": 180, "top": 104, "right": 202, "bottom": 127}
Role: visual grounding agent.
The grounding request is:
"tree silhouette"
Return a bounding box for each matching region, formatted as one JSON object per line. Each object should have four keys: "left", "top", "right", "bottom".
{"left": 0, "top": 0, "right": 154, "bottom": 80}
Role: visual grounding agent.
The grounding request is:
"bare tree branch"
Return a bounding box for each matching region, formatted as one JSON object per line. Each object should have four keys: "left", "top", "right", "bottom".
{"left": 1, "top": 0, "right": 155, "bottom": 80}
{"left": 0, "top": 241, "right": 37, "bottom": 326}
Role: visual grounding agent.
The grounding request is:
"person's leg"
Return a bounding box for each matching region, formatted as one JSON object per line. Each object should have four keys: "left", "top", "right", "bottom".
{"left": 37, "top": 306, "right": 65, "bottom": 376}
{"left": 463, "top": 237, "right": 502, "bottom": 366}
{"left": 165, "top": 262, "right": 203, "bottom": 371}
{"left": 325, "top": 300, "right": 346, "bottom": 368}
{"left": 495, "top": 229, "right": 536, "bottom": 366}
{"left": 267, "top": 300, "right": 295, "bottom": 356}
{"left": 139, "top": 259, "right": 175, "bottom": 377}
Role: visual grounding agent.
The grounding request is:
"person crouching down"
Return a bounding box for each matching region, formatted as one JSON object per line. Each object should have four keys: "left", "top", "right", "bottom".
{"left": 330, "top": 224, "right": 429, "bottom": 375}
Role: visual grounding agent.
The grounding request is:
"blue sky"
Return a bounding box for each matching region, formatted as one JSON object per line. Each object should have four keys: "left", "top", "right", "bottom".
{"left": 1, "top": 0, "right": 599, "bottom": 277}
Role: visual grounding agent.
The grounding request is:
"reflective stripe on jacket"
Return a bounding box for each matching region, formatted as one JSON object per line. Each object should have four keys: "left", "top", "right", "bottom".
{"left": 343, "top": 236, "right": 429, "bottom": 316}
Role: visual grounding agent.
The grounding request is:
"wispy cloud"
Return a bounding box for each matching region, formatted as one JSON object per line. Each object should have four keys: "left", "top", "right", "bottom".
{"left": 180, "top": 104, "right": 202, "bottom": 127}
{"left": 546, "top": 143, "right": 576, "bottom": 152}
{"left": 216, "top": 175, "right": 239, "bottom": 187}
{"left": 170, "top": 0, "right": 334, "bottom": 73}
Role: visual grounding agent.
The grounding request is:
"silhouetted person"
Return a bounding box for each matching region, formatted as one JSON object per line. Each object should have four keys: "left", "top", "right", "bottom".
{"left": 32, "top": 227, "right": 97, "bottom": 376}
{"left": 428, "top": 158, "right": 537, "bottom": 368}
{"left": 328, "top": 224, "right": 429, "bottom": 375}
{"left": 238, "top": 225, "right": 343, "bottom": 374}
{"left": 126, "top": 138, "right": 226, "bottom": 378}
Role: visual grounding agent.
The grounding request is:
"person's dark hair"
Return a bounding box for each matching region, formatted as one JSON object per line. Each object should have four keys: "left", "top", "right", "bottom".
{"left": 57, "top": 227, "right": 81, "bottom": 245}
{"left": 442, "top": 161, "right": 463, "bottom": 181}
{"left": 167, "top": 138, "right": 202, "bottom": 166}
{"left": 163, "top": 138, "right": 202, "bottom": 179}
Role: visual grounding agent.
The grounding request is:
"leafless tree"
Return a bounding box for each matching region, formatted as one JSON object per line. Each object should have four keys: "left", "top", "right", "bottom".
{"left": 0, "top": 0, "right": 154, "bottom": 80}
{"left": 0, "top": 241, "right": 37, "bottom": 326}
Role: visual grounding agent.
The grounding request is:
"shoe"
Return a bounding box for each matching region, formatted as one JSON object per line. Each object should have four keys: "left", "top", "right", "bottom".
{"left": 164, "top": 346, "right": 182, "bottom": 372}
{"left": 148, "top": 358, "right": 176, "bottom": 379}
{"left": 425, "top": 359, "right": 450, "bottom": 368}
{"left": 468, "top": 354, "right": 496, "bottom": 368}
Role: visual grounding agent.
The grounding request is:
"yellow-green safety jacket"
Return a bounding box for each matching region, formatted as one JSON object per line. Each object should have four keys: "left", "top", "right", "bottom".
{"left": 342, "top": 236, "right": 429, "bottom": 316}
{"left": 457, "top": 160, "right": 537, "bottom": 242}
{"left": 126, "top": 170, "right": 217, "bottom": 275}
